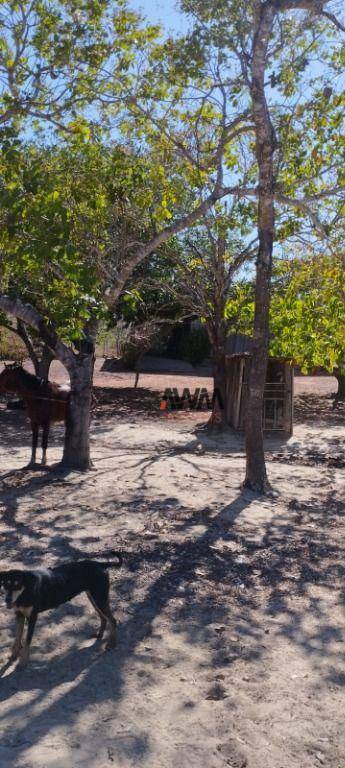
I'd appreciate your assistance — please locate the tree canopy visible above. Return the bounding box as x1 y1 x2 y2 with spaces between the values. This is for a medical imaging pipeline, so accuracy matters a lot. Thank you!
270 254 345 377
225 251 345 381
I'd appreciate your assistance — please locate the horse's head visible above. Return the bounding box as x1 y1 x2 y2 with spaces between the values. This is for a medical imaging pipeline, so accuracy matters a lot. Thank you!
0 363 24 393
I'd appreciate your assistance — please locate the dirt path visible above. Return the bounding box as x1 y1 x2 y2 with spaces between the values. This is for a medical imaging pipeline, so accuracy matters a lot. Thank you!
0 405 344 768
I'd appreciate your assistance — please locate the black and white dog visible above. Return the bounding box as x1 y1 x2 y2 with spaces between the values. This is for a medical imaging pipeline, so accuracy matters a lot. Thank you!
0 555 122 665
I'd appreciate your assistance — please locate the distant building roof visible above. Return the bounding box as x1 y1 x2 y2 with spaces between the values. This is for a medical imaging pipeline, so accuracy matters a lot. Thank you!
225 334 253 356
225 334 292 362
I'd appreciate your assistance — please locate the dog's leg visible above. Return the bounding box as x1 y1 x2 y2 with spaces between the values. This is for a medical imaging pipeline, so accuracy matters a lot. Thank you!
94 599 117 648
41 422 49 466
100 602 118 649
27 423 39 467
87 589 117 647
86 591 107 639
19 611 37 666
9 613 25 661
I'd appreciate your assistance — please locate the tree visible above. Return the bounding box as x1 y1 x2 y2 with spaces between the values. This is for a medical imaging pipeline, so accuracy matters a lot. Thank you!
146 204 258 426
0 0 114 129
0 68 249 470
222 250 345 397
270 253 345 398
0 137 165 468
0 0 168 467
175 0 344 491
0 0 254 468
0 131 238 468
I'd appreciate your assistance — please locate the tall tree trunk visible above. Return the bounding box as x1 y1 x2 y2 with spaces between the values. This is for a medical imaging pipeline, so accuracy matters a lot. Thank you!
209 344 227 429
334 367 345 400
61 353 94 470
243 238 272 491
36 345 54 381
244 3 277 493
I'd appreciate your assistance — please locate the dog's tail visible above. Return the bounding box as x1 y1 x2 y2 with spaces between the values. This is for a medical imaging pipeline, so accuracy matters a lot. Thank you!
97 551 123 569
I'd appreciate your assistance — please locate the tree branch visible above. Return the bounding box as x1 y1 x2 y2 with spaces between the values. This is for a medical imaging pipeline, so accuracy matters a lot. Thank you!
274 0 325 11
321 9 345 32
274 0 345 30
15 319 40 370
105 183 246 306
0 294 75 372
276 188 343 236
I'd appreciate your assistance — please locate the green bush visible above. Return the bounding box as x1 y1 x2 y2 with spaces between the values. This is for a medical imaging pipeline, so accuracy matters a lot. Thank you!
179 328 210 366
0 327 26 362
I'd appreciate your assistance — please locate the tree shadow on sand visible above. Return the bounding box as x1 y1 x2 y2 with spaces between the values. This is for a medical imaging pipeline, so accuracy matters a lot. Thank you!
0 484 344 766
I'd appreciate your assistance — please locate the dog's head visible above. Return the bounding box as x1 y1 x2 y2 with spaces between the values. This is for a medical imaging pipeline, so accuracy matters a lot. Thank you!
0 570 34 609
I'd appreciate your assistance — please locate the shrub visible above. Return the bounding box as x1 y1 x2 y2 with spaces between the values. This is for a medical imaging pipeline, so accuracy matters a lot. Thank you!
179 328 210 366
0 327 26 362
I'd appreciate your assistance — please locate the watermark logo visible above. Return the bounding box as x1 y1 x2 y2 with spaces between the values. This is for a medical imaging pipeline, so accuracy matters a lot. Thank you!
160 387 224 412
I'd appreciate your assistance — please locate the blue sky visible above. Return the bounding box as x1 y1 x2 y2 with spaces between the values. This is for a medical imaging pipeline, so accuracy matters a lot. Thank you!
130 0 187 32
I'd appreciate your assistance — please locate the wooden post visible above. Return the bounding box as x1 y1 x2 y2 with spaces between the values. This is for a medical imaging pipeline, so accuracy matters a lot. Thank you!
285 362 293 436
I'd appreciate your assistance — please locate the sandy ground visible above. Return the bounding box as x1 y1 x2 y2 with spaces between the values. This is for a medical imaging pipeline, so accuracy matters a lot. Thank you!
0 384 344 768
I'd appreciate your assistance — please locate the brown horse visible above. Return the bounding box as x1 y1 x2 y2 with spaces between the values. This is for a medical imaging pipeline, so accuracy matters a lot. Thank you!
0 363 70 467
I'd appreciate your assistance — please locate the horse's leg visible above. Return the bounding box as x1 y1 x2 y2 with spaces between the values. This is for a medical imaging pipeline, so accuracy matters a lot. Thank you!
41 422 50 466
27 422 39 467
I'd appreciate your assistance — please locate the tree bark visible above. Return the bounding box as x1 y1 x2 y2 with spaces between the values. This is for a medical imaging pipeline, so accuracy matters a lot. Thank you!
0 295 97 471
243 249 272 492
244 3 277 493
36 346 54 381
208 340 227 429
61 353 94 470
13 323 53 380
207 236 228 430
334 368 345 400
15 320 41 373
